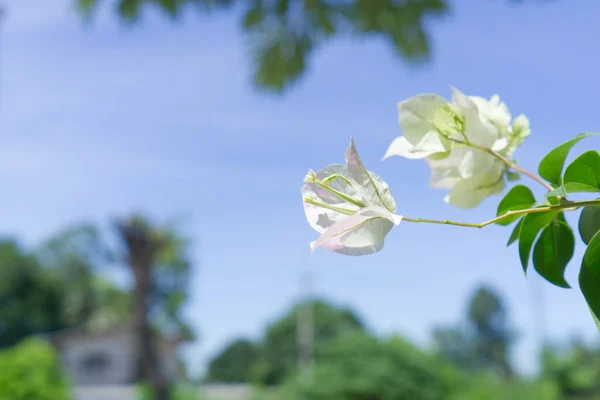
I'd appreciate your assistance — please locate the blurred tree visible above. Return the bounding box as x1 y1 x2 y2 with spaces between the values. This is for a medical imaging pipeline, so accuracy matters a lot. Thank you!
467 286 515 378
86 276 133 330
205 339 259 383
433 285 515 379
542 340 600 399
0 241 64 348
252 298 365 385
0 225 133 347
116 215 193 400
431 326 477 371
75 0 448 92
280 332 457 400
75 1 546 93
36 224 112 327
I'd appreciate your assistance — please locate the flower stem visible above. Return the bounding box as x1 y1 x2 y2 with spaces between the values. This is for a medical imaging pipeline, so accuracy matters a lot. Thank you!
303 196 357 216
402 199 600 228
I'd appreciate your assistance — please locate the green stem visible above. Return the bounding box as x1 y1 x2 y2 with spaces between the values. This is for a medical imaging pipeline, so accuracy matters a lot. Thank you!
402 199 600 228
315 181 367 208
303 197 356 216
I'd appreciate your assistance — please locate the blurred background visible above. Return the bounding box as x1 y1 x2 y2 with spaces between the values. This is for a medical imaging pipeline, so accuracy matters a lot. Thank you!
1 0 600 399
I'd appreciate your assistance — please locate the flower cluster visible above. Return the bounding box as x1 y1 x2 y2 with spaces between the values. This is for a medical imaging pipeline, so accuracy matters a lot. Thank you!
301 87 530 255
300 86 600 332
383 87 530 209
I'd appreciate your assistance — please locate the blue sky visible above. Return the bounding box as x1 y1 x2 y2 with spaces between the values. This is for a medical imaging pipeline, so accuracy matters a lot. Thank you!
2 0 600 376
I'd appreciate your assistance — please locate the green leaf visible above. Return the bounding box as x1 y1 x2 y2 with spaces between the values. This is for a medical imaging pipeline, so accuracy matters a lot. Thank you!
507 218 523 246
532 220 574 288
579 260 600 331
579 204 600 245
593 311 600 331
496 185 536 226
518 211 557 273
562 150 600 194
538 132 599 187
545 186 568 199
583 230 600 274
243 6 264 29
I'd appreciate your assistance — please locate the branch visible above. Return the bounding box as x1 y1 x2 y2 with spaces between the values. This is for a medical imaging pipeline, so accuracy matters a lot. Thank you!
402 199 600 228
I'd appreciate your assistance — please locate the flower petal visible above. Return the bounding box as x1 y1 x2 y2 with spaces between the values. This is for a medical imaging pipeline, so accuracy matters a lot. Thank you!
383 134 446 160
492 138 509 152
450 87 498 147
397 94 449 145
470 95 512 131
411 131 449 155
311 206 402 256
346 138 396 213
445 162 506 209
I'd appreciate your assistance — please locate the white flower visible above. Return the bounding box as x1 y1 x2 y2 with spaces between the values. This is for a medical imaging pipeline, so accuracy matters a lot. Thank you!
301 139 401 256
428 153 506 209
384 87 530 208
470 94 511 136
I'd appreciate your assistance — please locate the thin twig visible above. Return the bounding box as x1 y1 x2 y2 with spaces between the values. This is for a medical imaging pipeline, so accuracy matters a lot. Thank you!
402 199 600 228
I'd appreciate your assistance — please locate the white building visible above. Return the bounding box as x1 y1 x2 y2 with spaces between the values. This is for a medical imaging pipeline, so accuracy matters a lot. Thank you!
49 321 183 387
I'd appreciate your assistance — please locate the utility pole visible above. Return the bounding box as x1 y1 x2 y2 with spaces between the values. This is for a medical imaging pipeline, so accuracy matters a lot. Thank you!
530 274 547 373
297 268 314 377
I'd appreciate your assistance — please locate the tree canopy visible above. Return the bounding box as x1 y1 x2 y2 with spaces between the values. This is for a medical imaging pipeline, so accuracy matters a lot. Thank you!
75 1 545 93
205 339 259 383
205 298 365 384
77 0 447 93
281 333 457 400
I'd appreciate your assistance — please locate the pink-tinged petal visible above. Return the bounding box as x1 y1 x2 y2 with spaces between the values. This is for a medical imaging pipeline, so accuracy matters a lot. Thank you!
311 206 402 256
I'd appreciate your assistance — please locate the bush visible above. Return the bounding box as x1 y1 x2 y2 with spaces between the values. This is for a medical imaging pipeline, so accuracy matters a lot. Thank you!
451 375 559 400
279 333 458 400
0 338 71 400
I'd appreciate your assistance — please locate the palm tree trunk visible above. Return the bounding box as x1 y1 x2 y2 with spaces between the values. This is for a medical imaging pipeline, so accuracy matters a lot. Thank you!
133 264 170 400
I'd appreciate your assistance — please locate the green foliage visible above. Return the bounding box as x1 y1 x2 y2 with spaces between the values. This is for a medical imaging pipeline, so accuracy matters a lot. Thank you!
36 224 111 327
547 150 600 198
76 0 448 92
0 338 71 400
205 339 259 383
518 211 557 272
538 132 599 187
584 230 600 274
579 205 600 245
450 375 558 400
496 185 536 226
251 299 365 385
507 217 523 246
204 299 364 385
580 202 600 284
532 220 574 288
280 333 457 400
0 241 65 347
532 135 600 327
579 260 600 329
542 341 600 399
